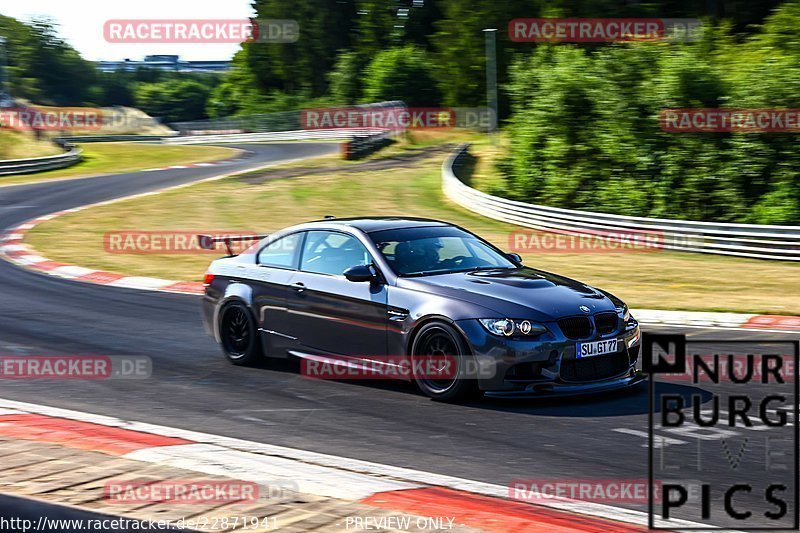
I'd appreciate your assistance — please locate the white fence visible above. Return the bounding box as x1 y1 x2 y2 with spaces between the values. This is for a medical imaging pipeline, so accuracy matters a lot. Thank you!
442 144 800 261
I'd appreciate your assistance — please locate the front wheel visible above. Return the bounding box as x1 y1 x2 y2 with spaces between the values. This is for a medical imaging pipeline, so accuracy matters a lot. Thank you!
218 301 262 365
410 321 478 402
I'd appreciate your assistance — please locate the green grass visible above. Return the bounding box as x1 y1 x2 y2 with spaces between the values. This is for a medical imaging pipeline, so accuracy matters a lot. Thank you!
0 130 62 160
0 142 240 187
25 140 800 315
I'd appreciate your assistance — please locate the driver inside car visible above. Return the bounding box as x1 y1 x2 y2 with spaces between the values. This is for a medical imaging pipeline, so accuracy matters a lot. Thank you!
393 238 444 274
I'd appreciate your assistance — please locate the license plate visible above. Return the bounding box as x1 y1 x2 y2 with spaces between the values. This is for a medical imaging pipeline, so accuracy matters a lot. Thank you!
576 338 619 358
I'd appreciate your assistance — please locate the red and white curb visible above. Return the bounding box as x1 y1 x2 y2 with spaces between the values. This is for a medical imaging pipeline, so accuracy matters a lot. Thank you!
2 219 799 331
0 397 711 531
0 219 203 294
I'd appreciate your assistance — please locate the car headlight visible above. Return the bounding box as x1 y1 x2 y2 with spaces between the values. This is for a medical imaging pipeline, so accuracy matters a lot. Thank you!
478 318 547 337
616 305 631 322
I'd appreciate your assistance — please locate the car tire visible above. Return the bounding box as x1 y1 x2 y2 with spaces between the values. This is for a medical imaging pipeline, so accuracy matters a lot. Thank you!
410 321 479 402
218 301 262 366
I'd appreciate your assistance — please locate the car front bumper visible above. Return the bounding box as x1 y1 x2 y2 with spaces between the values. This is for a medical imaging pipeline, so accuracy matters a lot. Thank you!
455 317 642 396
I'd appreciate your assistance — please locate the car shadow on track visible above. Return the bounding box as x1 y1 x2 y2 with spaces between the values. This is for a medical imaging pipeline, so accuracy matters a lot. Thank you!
464 381 714 417
252 359 712 418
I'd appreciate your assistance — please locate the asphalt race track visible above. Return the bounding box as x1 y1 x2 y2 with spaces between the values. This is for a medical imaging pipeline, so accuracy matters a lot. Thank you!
0 142 797 528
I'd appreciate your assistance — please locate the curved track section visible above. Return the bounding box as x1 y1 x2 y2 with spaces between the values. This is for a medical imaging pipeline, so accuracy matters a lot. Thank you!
0 142 797 523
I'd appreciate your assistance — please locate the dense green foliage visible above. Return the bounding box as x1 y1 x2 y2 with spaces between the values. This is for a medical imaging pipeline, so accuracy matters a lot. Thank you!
362 45 440 105
502 3 800 224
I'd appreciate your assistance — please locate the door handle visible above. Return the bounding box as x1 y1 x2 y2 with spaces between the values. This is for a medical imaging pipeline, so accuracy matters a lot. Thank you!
291 282 306 293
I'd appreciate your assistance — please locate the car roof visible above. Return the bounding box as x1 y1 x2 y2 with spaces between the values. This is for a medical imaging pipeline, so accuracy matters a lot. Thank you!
304 217 451 233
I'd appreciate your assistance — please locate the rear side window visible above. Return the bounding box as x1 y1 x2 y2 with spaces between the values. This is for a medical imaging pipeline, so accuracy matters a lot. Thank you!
300 231 371 276
257 233 302 269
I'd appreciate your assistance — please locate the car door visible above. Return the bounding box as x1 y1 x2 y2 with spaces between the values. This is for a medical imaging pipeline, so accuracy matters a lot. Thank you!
251 232 304 355
286 230 388 358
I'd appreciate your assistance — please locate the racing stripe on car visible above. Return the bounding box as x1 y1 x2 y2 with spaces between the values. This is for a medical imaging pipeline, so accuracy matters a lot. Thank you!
361 487 646 532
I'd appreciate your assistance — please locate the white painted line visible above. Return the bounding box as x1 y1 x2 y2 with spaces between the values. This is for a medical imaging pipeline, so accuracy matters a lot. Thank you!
612 428 688 448
1 244 29 253
126 443 419 500
51 265 97 278
15 254 48 264
106 276 175 290
634 309 754 328
0 397 718 529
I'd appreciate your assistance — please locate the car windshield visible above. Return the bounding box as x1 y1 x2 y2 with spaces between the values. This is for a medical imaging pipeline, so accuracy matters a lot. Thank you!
368 226 517 277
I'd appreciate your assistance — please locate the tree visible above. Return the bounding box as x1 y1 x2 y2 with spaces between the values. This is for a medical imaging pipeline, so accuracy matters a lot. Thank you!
362 45 440 105
134 80 211 123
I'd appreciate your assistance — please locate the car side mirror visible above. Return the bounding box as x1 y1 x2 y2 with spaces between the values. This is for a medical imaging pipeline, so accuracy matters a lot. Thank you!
506 252 523 264
343 264 375 282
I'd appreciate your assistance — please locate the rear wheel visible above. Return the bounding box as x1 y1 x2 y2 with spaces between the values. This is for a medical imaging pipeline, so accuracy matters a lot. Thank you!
410 321 478 401
219 302 261 365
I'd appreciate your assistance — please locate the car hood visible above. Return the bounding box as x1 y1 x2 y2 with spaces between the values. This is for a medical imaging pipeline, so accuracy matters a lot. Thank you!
398 267 621 321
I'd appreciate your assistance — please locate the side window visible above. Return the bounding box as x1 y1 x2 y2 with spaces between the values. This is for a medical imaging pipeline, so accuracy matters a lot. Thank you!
300 231 371 276
257 233 302 269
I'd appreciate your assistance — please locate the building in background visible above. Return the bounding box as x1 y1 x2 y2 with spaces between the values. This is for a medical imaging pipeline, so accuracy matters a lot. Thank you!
96 55 230 73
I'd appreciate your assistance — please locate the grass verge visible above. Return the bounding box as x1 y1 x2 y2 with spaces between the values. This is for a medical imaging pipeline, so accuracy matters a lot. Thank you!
23 137 800 315
0 142 240 187
0 130 62 160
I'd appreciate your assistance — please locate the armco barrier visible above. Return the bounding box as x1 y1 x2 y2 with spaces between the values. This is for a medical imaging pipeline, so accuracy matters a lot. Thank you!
53 134 171 143
160 129 389 145
0 144 82 176
443 144 800 261
0 128 391 177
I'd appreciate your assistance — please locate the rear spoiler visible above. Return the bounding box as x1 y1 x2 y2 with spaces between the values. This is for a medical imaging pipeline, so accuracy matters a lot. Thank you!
197 234 269 256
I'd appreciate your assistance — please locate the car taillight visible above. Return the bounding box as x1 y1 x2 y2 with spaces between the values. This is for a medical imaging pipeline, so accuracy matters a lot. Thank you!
203 273 215 287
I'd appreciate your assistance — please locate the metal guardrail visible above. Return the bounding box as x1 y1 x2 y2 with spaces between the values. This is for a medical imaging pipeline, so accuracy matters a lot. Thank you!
442 144 800 261
160 129 386 145
0 144 82 176
0 128 390 177
53 134 172 143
